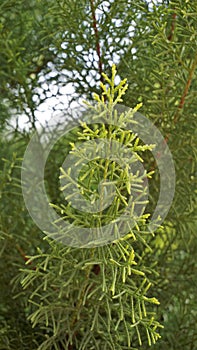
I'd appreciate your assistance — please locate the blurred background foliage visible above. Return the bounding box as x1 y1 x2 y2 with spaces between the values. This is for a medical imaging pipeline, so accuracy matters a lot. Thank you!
0 0 197 349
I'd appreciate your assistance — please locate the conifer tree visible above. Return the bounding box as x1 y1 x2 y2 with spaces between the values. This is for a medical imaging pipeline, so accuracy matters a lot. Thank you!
0 1 196 349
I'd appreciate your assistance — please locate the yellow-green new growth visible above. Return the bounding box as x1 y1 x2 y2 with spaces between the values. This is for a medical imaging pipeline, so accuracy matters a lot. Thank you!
93 64 128 106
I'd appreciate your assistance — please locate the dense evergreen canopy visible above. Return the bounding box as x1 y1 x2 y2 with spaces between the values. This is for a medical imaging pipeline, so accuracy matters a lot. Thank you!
0 1 196 349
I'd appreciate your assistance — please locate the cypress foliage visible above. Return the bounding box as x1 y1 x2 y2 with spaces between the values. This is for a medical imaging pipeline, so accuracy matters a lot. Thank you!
0 1 196 349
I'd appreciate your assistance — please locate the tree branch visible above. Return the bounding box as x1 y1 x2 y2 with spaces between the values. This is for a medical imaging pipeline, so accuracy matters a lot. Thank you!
90 0 104 84
174 53 197 123
167 12 177 41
